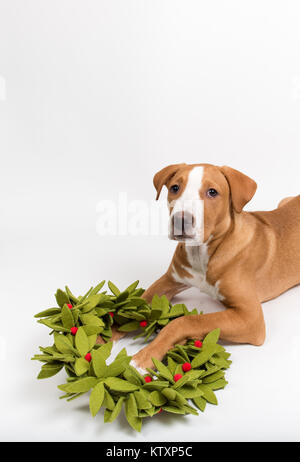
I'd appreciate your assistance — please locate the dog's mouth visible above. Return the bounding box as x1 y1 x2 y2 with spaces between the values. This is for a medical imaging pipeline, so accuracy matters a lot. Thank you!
169 233 196 241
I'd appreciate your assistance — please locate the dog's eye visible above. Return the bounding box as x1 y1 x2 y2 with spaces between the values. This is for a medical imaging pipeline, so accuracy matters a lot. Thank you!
170 184 180 194
207 188 218 198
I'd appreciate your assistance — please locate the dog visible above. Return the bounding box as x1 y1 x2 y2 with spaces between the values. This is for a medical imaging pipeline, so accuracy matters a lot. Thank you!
119 163 300 373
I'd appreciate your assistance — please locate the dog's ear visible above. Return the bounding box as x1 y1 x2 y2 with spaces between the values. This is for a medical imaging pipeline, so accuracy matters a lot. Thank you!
153 163 186 200
220 166 257 213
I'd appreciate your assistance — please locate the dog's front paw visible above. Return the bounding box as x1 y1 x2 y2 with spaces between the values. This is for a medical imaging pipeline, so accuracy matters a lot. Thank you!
130 345 164 374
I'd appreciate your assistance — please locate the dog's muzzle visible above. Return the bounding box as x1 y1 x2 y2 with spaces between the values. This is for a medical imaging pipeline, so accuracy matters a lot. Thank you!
169 211 196 240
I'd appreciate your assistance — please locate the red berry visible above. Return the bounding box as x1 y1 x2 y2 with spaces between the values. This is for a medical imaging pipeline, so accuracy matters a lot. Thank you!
85 352 92 362
144 375 152 383
67 303 73 309
158 408 163 414
194 340 203 348
174 373 183 382
70 326 78 335
140 320 148 328
182 362 192 372
109 312 114 317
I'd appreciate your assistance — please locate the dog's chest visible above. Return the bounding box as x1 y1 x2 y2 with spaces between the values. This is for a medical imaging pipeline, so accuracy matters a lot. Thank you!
172 245 224 301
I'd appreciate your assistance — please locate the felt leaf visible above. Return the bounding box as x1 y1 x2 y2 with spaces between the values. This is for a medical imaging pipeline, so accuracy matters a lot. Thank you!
34 308 61 318
92 348 107 378
54 333 76 355
108 396 125 422
207 379 228 390
80 314 104 327
105 377 139 392
118 321 140 332
161 388 177 401
123 369 141 387
152 358 174 383
162 405 186 415
191 344 220 368
169 304 185 317
116 290 129 304
81 294 105 313
143 380 170 391
74 357 90 376
105 359 128 377
108 281 120 296
61 305 74 329
202 370 225 384
38 319 69 332
103 389 115 410
75 327 89 357
89 382 105 417
192 396 207 412
58 377 97 393
176 385 204 399
149 391 167 407
55 289 69 308
88 334 97 351
151 294 162 310
125 395 142 432
104 409 113 423
37 363 64 379
134 391 152 410
198 384 218 404
125 280 139 293
82 325 103 335
203 328 221 345
89 280 105 296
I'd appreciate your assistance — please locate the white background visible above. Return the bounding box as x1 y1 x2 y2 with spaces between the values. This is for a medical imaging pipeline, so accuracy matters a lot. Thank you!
1 0 300 442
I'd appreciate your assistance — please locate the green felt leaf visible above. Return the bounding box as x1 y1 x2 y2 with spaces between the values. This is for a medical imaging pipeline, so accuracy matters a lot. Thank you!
37 363 64 379
105 377 139 392
118 321 140 332
191 344 220 368
74 357 90 376
82 325 103 335
105 359 128 377
143 380 170 391
161 387 177 401
92 348 107 378
116 290 129 304
125 280 139 293
61 305 74 329
149 391 167 407
169 304 185 317
88 334 97 351
134 391 152 410
54 333 76 355
198 384 218 404
202 370 225 384
108 396 125 422
162 405 186 415
125 394 142 432
80 314 104 327
152 358 174 383
193 396 207 412
108 281 120 296
103 389 115 410
58 377 97 394
34 308 61 318
75 327 89 357
89 382 105 417
203 328 221 345
89 280 105 296
207 378 228 390
55 289 69 308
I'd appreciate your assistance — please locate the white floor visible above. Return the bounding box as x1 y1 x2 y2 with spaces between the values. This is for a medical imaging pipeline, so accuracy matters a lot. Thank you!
1 230 300 442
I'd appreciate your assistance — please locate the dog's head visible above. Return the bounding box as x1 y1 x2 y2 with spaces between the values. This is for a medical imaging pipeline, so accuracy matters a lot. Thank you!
154 163 257 244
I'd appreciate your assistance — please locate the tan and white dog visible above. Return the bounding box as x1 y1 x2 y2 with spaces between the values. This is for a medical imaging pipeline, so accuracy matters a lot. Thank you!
121 163 300 373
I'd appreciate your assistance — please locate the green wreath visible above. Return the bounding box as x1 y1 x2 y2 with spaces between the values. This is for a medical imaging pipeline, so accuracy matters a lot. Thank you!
32 280 232 432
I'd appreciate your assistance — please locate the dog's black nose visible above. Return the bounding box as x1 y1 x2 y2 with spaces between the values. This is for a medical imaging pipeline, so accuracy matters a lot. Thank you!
171 211 195 238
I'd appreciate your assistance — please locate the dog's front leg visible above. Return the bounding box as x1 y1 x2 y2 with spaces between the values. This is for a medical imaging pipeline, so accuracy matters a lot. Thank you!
132 283 266 372
142 273 187 303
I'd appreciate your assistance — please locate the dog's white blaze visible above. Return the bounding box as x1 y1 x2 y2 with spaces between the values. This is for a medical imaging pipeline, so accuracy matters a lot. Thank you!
169 166 204 244
172 243 224 301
